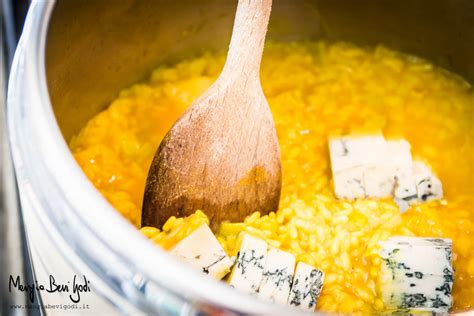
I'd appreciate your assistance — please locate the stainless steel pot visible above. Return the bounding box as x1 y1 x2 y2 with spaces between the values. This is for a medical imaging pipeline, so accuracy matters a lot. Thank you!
8 0 473 314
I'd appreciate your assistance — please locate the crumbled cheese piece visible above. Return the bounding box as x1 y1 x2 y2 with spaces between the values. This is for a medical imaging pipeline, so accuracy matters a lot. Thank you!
394 161 443 211
228 233 268 294
287 262 324 311
412 161 443 202
171 224 233 280
379 237 453 313
258 248 296 305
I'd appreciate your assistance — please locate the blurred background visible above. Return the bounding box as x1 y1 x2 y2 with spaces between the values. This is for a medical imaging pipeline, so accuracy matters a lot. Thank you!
1 1 31 316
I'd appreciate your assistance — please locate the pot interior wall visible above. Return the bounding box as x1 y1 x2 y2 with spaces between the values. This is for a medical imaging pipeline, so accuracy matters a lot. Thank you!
46 0 473 142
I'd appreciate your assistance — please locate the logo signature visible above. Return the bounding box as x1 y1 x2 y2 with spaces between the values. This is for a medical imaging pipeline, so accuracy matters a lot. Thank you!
9 275 91 303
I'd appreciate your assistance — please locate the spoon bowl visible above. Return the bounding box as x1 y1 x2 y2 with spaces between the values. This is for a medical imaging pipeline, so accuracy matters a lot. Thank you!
142 0 281 230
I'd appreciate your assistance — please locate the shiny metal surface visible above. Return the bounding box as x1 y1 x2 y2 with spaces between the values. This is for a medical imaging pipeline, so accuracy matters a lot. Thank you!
8 0 474 314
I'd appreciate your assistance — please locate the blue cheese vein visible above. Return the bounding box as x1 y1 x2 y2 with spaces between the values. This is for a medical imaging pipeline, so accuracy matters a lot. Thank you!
258 248 296 305
228 233 268 294
171 224 233 280
287 262 324 311
379 237 453 313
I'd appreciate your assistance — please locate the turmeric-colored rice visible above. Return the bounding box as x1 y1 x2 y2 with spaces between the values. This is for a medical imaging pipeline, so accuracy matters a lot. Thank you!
70 42 474 313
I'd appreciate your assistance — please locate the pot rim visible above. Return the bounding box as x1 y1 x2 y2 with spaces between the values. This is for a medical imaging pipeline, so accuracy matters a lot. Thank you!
7 1 299 314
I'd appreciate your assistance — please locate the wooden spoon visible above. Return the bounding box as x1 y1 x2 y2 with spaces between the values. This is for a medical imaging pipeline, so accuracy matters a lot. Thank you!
142 0 281 230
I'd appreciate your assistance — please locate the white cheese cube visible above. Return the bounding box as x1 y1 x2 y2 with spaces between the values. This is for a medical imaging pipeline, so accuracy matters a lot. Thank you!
333 167 366 200
287 262 324 311
258 248 296 305
171 224 233 280
228 233 268 294
379 237 453 313
329 134 387 173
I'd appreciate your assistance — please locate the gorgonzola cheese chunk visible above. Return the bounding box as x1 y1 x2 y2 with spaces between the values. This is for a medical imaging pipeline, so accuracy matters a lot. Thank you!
329 135 413 199
258 248 296 305
329 134 443 211
228 233 268 294
287 262 324 311
379 237 453 313
171 224 233 280
394 161 443 211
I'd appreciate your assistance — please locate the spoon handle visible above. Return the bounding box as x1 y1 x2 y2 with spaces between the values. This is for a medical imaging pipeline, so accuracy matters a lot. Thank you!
222 0 272 81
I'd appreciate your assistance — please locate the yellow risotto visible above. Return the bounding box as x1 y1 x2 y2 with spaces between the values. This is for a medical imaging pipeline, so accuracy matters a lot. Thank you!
70 42 473 313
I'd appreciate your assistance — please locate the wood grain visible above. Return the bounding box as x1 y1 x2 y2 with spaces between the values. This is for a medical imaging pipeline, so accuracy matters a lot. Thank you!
142 0 281 230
